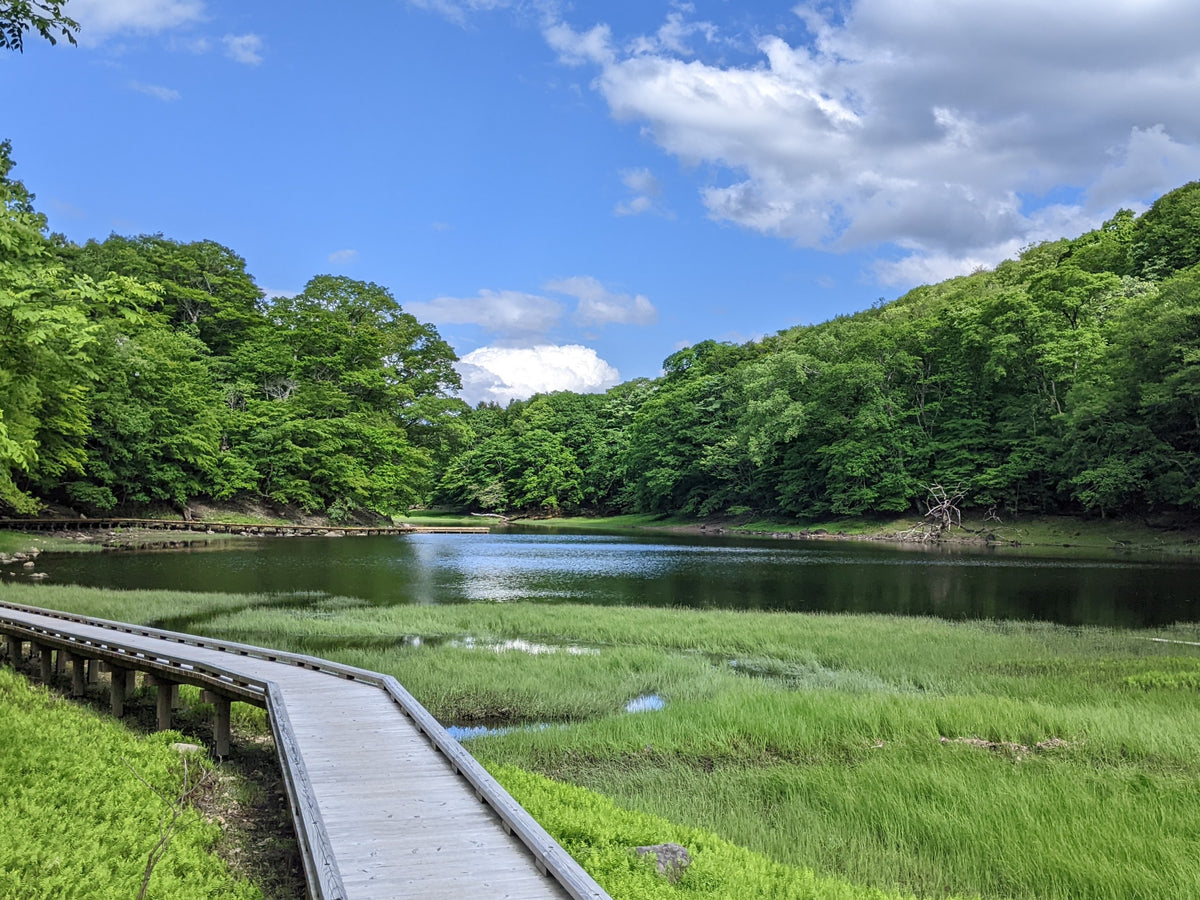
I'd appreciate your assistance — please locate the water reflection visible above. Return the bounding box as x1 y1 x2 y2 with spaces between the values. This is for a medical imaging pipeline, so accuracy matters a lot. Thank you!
625 694 666 713
20 530 1200 626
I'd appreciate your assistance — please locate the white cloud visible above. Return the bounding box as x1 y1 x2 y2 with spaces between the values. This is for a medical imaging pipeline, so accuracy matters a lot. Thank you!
222 33 263 65
405 0 518 27
546 276 657 327
328 249 358 264
129 81 181 102
545 0 1200 284
457 345 620 405
407 290 565 341
615 167 669 217
544 21 614 66
70 0 205 40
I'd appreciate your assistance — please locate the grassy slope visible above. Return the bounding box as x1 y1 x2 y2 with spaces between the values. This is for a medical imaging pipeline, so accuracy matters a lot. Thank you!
7 583 1200 899
0 666 259 900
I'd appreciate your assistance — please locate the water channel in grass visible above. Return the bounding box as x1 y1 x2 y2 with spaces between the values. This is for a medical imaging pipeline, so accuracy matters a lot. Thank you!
14 528 1200 627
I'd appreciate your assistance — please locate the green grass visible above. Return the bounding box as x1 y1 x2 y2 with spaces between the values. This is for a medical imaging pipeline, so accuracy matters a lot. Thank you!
0 532 101 554
6 582 1200 899
514 512 695 531
393 509 498 527
0 666 260 900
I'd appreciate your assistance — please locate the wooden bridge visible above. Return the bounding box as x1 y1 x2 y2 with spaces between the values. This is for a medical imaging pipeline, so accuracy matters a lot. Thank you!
0 600 609 900
0 517 489 536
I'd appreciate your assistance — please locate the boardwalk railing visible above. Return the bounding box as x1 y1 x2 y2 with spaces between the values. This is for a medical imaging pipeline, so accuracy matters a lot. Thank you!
0 600 610 900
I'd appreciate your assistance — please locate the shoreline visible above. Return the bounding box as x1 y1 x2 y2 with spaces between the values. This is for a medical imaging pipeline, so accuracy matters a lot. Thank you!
4 508 1200 560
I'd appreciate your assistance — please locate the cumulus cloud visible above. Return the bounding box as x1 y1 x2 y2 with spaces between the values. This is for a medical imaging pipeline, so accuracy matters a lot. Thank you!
544 0 1200 283
407 290 565 342
222 33 263 65
129 81 181 102
547 276 657 326
457 345 620 405
69 0 205 40
328 249 359 264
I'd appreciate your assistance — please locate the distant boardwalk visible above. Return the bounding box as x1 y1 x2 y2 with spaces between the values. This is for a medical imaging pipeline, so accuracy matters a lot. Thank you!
0 517 490 536
0 601 609 900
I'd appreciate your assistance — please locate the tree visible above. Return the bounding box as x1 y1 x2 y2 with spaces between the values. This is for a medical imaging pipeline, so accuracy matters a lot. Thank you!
219 276 462 516
0 141 148 512
68 235 265 356
65 327 223 512
1 0 78 52
1131 181 1200 279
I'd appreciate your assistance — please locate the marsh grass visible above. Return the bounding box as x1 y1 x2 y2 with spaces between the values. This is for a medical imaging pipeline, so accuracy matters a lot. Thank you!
7 583 1200 899
0 532 99 554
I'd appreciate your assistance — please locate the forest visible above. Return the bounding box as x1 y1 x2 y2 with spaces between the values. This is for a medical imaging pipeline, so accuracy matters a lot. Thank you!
2 139 1199 523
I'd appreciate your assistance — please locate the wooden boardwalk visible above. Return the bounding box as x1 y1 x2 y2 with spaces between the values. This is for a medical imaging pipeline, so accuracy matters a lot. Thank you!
0 517 490 536
0 601 609 900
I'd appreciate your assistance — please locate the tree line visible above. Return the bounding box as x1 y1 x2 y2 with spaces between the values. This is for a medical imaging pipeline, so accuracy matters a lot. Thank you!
438 184 1200 521
3 138 1199 522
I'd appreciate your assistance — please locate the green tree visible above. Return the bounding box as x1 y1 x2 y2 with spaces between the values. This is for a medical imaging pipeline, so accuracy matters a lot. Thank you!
1 0 77 52
1131 181 1200 279
65 327 222 512
220 275 462 517
69 235 265 356
0 142 146 512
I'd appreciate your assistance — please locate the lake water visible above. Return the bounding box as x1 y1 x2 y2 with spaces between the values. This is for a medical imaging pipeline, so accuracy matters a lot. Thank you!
15 529 1200 627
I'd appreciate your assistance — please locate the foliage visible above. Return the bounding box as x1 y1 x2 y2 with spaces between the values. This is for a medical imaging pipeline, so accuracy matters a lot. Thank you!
2 143 463 519
0 0 77 52
0 667 258 899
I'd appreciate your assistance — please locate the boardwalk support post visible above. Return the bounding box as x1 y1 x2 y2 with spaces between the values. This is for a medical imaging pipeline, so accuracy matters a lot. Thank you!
153 677 178 731
86 657 100 685
212 696 230 758
4 636 20 664
109 665 131 717
68 652 86 697
35 643 52 682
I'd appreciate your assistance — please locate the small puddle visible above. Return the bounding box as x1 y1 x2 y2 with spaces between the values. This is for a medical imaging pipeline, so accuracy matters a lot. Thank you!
446 694 666 742
444 721 558 741
447 636 600 656
625 693 665 713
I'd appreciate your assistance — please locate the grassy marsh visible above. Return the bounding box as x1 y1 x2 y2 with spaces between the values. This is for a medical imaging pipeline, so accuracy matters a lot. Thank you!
5 582 1200 898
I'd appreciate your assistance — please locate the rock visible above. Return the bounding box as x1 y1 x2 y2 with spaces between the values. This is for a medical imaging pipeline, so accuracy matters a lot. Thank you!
22 561 35 569
634 843 692 882
171 742 204 755
28 572 48 579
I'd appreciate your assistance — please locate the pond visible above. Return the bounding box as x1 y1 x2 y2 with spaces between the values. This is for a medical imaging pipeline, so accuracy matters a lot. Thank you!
14 529 1200 627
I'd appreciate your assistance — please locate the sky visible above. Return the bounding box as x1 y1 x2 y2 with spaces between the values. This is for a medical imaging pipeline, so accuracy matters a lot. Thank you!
4 0 1199 405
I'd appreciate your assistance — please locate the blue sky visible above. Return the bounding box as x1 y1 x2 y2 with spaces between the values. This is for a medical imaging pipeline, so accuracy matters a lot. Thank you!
4 0 1199 404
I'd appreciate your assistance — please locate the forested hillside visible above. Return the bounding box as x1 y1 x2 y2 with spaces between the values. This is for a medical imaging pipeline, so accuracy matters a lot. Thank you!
439 187 1200 520
2 138 1199 522
0 142 467 519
